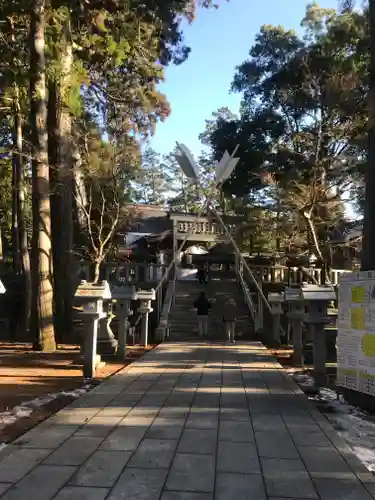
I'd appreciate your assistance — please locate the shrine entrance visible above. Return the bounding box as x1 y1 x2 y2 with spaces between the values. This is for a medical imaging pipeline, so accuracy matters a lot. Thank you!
169 212 241 281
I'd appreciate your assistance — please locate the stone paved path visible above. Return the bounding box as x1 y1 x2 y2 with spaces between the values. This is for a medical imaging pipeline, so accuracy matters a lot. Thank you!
0 342 374 499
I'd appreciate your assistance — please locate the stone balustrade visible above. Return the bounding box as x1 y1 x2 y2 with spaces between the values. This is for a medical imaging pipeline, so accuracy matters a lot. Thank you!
244 265 351 285
76 261 351 287
76 262 169 284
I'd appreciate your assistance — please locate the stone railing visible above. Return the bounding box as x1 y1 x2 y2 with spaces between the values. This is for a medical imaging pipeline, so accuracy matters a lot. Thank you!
76 262 170 284
76 261 352 287
246 266 351 285
235 262 351 333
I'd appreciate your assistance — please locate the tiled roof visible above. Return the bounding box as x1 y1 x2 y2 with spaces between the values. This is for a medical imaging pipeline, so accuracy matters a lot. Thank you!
125 204 172 233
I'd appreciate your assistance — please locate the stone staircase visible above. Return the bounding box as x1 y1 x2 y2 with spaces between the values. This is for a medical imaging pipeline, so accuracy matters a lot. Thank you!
168 278 254 341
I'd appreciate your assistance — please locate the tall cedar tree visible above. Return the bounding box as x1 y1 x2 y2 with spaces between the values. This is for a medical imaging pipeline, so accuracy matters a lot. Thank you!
30 0 56 350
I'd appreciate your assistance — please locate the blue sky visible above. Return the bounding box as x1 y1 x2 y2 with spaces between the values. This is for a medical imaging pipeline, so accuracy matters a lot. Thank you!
149 0 339 157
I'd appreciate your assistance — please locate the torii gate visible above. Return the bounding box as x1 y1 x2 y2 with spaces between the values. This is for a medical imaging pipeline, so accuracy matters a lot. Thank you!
153 143 272 322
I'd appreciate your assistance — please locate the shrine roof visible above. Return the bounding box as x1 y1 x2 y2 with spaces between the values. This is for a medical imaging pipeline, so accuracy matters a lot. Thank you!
122 204 245 237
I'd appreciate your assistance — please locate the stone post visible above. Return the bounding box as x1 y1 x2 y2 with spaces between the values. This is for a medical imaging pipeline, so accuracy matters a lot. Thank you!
141 310 150 347
137 289 156 347
291 317 304 366
268 293 283 347
271 312 281 346
285 287 305 366
82 314 100 378
111 284 137 361
97 299 118 356
312 323 326 386
116 301 131 361
74 280 111 378
300 284 336 387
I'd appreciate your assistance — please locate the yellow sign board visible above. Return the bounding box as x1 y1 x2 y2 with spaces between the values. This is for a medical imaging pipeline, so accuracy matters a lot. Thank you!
352 286 365 303
361 334 375 357
351 307 365 330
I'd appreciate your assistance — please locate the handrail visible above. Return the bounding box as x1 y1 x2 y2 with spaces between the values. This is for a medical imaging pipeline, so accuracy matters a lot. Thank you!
209 205 273 316
155 280 175 341
237 266 257 324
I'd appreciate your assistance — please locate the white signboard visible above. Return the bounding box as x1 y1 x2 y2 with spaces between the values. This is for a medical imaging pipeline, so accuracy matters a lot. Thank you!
337 271 375 395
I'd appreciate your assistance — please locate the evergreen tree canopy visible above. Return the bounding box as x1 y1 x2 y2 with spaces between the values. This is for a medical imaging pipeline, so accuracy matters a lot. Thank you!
202 4 368 260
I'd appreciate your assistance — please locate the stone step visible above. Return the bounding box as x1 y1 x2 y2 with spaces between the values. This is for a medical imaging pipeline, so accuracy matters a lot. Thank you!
166 278 254 341
170 311 251 317
174 298 248 304
169 314 252 322
169 322 251 331
175 291 245 296
169 324 251 331
170 313 250 319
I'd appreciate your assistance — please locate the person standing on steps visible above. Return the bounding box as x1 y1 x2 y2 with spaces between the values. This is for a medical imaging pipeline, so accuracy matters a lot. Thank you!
197 268 207 285
204 261 211 283
223 297 237 343
193 291 211 337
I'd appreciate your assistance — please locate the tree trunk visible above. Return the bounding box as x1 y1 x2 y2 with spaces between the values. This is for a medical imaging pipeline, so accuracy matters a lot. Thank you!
72 135 85 225
9 17 21 275
71 136 88 259
53 101 74 342
0 227 4 262
362 0 375 270
13 88 31 338
72 121 87 249
58 92 74 340
11 159 21 273
9 16 31 338
276 194 281 253
49 25 73 342
30 0 56 351
93 261 101 283
48 17 74 343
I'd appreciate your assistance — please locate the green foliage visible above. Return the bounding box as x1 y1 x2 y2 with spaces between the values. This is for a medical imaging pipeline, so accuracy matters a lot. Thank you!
0 0 227 345
73 119 141 263
203 3 368 259
0 0 225 255
133 147 172 205
0 0 226 156
129 145 219 212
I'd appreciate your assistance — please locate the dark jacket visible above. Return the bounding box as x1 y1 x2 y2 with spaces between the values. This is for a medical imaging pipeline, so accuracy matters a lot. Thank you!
223 301 237 322
193 296 211 315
